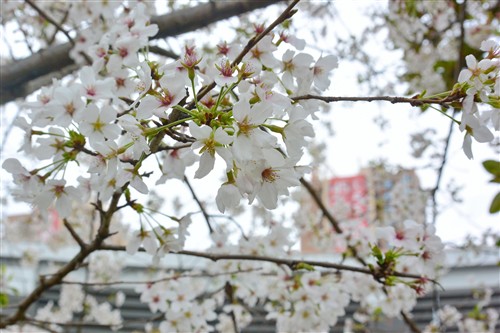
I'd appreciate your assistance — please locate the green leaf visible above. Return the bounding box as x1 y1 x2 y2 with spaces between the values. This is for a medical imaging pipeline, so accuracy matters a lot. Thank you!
0 293 9 308
483 160 500 176
294 262 315 271
489 192 500 214
371 245 383 263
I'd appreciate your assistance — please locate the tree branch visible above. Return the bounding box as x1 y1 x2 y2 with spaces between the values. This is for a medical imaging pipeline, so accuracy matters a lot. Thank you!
24 0 75 46
0 0 281 105
98 244 429 281
184 175 214 234
0 192 122 329
60 268 261 286
299 177 367 266
292 94 463 107
299 177 342 233
63 219 86 249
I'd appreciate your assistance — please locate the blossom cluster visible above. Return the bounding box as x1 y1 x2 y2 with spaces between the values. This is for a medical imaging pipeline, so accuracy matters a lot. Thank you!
2 1 338 258
382 3 499 159
35 284 123 331
423 289 499 333
457 40 499 159
130 216 446 333
2 1 498 333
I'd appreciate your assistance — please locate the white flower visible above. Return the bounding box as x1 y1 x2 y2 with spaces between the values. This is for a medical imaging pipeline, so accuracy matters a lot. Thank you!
107 36 141 71
459 112 494 159
79 66 115 100
245 35 279 68
282 105 315 155
135 75 185 119
216 182 242 213
281 50 313 90
213 58 239 86
34 127 68 161
156 145 197 183
35 179 80 218
189 123 233 178
78 104 121 145
2 158 43 202
46 85 85 127
438 305 462 327
126 229 157 255
458 54 493 83
231 98 276 162
116 167 149 194
115 291 126 308
312 54 338 91
247 149 302 209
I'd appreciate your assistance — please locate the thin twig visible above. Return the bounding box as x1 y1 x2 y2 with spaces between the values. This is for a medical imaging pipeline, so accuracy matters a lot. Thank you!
401 311 421 333
299 177 342 233
292 94 463 107
184 175 214 234
225 282 240 333
24 0 75 46
299 177 367 266
63 219 86 249
61 268 261 286
47 6 71 46
148 45 179 59
98 244 431 282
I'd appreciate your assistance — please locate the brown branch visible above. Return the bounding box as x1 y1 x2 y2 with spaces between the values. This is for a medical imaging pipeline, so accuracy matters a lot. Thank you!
401 311 421 333
299 177 367 266
299 177 342 233
98 244 429 281
1 0 282 105
61 268 261 286
292 94 463 107
184 175 214 234
225 282 240 333
0 192 122 329
24 0 75 46
63 219 86 249
47 7 71 46
148 45 179 59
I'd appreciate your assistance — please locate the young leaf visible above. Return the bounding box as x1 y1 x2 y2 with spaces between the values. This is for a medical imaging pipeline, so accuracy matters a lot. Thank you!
482 160 500 176
489 192 500 214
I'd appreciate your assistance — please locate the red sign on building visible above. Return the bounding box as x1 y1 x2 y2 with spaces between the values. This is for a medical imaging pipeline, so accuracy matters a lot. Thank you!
327 175 369 221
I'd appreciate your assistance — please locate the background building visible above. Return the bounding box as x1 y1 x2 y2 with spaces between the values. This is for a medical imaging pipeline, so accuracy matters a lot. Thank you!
301 165 428 253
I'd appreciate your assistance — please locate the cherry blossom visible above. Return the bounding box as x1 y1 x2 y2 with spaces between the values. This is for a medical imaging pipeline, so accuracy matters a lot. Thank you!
78 104 121 145
34 179 80 218
189 123 233 178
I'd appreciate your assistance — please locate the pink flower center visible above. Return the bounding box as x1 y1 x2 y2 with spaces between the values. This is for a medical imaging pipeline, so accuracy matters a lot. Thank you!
313 66 323 76
217 43 229 55
86 87 96 96
160 93 174 107
219 62 234 77
119 47 128 58
262 168 278 183
115 77 126 87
